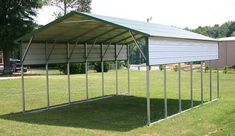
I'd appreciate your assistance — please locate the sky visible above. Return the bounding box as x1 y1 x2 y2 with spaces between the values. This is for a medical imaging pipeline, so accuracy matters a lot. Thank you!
36 0 235 29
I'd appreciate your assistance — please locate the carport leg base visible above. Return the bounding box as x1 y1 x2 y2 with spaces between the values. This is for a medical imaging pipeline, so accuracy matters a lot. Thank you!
23 95 116 114
148 99 218 126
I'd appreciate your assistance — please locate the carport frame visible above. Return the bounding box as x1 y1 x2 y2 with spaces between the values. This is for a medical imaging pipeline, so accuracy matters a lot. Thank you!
17 11 220 126
19 29 142 113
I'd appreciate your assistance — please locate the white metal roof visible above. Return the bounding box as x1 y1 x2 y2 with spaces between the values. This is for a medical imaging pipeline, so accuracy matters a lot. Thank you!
16 11 216 43
86 12 216 41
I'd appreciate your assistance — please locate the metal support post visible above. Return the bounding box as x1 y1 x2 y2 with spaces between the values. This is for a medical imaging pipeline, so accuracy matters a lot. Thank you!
85 43 88 99
67 42 71 104
45 42 50 108
190 62 193 107
85 61 88 99
217 61 219 98
146 66 151 125
101 44 104 96
164 65 167 118
67 62 71 103
127 45 130 95
115 60 118 95
21 65 25 113
201 61 204 104
101 61 104 96
115 44 118 95
46 63 50 108
209 65 212 101
20 37 33 113
178 63 182 112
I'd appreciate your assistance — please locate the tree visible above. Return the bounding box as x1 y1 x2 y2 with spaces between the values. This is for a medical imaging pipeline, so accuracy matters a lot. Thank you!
226 22 235 37
190 21 235 39
46 0 92 17
0 0 43 74
231 31 235 37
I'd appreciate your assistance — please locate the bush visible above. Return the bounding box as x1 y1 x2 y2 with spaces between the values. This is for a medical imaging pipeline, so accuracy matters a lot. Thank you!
117 61 125 69
173 65 178 72
159 65 163 71
58 63 85 74
223 66 229 74
94 62 110 72
204 65 209 73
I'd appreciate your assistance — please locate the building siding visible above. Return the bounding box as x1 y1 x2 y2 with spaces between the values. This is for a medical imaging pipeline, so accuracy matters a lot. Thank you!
149 37 218 65
207 41 235 69
22 43 127 65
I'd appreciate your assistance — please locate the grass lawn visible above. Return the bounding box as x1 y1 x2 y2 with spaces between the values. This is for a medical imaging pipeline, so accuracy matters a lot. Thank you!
0 69 234 136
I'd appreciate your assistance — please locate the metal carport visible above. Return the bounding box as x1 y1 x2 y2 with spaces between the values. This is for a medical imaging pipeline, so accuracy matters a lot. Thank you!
15 11 219 125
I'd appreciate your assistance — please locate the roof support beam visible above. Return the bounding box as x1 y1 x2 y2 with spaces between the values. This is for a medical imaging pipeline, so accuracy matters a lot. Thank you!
126 36 145 45
101 30 128 43
22 36 33 63
46 40 57 62
114 33 139 44
102 42 112 58
129 31 146 60
83 28 118 43
116 45 124 58
87 39 97 58
68 42 78 60
69 24 105 41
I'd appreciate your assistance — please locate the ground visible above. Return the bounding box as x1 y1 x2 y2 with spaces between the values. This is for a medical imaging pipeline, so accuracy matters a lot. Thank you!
0 69 234 136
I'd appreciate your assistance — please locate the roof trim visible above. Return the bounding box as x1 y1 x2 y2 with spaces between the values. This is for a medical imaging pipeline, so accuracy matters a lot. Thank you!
218 37 235 42
149 35 218 42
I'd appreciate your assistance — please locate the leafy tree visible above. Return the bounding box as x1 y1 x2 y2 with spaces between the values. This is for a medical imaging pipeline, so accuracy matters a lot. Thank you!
46 0 92 17
0 0 43 74
226 22 235 37
231 31 235 36
190 21 235 38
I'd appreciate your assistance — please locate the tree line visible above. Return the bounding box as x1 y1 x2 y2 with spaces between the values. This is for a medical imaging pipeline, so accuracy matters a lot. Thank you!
187 21 235 38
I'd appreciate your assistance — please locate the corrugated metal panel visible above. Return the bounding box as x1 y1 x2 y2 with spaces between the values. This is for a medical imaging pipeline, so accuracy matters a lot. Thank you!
103 44 115 61
148 37 218 65
22 43 46 65
80 12 216 41
116 45 127 60
22 43 127 65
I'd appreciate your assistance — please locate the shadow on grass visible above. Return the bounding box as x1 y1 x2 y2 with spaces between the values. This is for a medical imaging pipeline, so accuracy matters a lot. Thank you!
0 96 201 132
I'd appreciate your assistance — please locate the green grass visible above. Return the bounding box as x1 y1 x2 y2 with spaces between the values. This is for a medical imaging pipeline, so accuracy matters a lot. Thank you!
0 69 234 136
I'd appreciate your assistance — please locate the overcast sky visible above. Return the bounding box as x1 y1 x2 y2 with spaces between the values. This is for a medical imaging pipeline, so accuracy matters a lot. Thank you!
36 0 235 29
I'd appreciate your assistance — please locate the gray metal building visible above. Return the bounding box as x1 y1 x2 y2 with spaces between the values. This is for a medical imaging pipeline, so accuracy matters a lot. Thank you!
207 37 235 69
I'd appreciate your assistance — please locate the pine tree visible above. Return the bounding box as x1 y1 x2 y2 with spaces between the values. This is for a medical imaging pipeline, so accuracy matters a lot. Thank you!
0 0 43 74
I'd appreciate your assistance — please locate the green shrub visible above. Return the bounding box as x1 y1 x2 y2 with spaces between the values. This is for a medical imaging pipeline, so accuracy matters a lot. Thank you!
204 65 209 73
117 61 125 69
94 62 110 72
173 65 178 72
58 63 85 74
159 65 163 71
223 66 229 74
